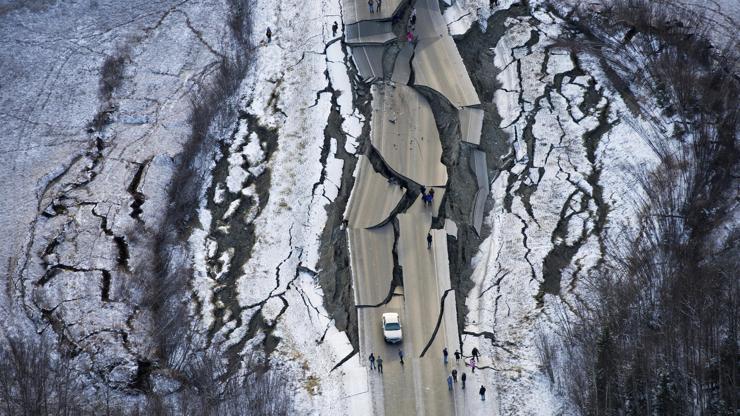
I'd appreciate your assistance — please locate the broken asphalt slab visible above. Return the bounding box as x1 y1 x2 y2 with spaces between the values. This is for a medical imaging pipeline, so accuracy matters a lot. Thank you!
370 83 448 187
345 155 405 229
345 21 396 46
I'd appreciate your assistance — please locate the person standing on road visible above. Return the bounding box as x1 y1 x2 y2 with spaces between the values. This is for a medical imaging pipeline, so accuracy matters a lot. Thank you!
266 27 272 43
429 188 435 203
451 368 458 382
369 353 375 369
427 233 432 249
461 372 467 389
472 347 480 361
443 347 449 364
454 350 461 362
377 356 384 373
479 385 486 401
447 374 453 390
399 349 405 365
368 0 374 13
332 21 338 37
376 0 382 13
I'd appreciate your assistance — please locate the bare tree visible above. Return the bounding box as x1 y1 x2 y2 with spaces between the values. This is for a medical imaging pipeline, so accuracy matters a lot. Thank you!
540 1 740 414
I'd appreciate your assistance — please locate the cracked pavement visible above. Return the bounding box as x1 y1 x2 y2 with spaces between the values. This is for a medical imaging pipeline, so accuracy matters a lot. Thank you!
342 0 484 411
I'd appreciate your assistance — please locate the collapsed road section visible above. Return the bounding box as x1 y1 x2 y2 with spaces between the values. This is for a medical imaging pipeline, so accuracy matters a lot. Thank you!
341 0 487 412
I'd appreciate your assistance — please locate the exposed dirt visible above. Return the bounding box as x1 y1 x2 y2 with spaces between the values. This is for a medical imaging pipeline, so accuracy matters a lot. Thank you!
316 42 373 350
205 112 279 341
427 5 530 346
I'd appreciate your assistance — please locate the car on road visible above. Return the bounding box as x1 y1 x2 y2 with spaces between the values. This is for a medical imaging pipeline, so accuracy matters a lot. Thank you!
382 312 402 343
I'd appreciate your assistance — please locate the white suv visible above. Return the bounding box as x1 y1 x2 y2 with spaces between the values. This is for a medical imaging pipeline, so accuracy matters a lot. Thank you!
382 312 402 343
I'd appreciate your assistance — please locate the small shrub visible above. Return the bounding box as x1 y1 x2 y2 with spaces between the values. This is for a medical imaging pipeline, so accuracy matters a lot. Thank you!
99 50 129 101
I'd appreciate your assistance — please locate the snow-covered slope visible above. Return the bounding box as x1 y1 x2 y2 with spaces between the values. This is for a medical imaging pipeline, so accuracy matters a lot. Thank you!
1 0 734 413
0 0 363 409
449 1 669 414
1 0 235 385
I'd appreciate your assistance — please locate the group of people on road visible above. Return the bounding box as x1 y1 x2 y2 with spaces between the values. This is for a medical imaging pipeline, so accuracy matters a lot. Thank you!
444 346 486 400
368 352 384 373
422 187 435 206
368 346 486 401
421 186 436 249
368 0 382 13
368 349 405 374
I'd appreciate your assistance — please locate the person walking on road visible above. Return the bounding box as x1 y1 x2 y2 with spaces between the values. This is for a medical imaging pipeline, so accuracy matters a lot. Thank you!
332 21 338 37
479 385 487 401
454 349 461 362
447 374 453 390
451 368 458 382
469 357 476 373
443 347 449 364
429 188 435 204
399 349 405 365
265 27 272 43
461 372 467 389
472 347 480 361
368 0 374 13
369 353 375 369
427 233 432 249
376 0 382 13
377 356 383 373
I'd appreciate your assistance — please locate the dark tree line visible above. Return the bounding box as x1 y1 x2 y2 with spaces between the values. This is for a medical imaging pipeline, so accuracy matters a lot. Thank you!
539 1 739 415
0 333 292 415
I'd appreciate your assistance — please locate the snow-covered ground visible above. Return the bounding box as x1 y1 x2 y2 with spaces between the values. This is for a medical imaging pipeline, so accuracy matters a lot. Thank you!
450 1 664 414
2 0 731 413
0 0 237 386
186 0 371 412
1 0 367 411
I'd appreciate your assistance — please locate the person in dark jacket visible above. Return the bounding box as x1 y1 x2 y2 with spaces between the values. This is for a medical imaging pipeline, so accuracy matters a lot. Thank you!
266 27 272 42
332 21 338 37
461 372 467 389
479 385 486 401
369 352 375 369
377 356 383 373
427 233 432 249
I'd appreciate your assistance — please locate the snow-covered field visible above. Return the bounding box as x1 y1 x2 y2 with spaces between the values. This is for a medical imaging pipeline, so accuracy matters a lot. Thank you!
0 0 366 410
452 1 666 414
1 0 732 413
1 0 237 386
187 0 371 412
